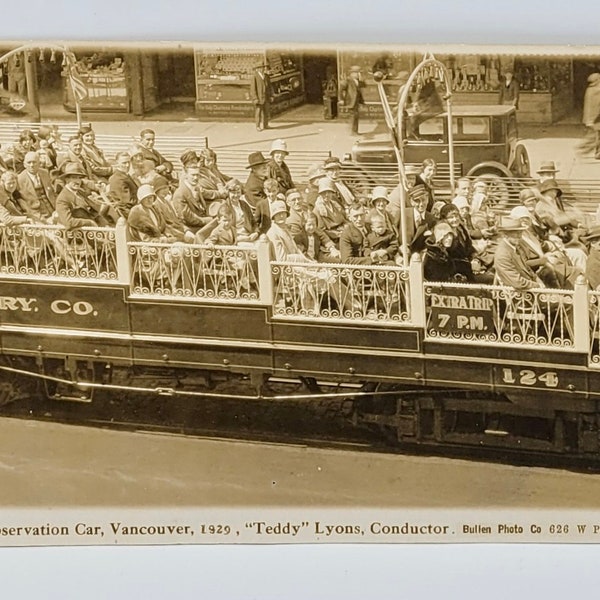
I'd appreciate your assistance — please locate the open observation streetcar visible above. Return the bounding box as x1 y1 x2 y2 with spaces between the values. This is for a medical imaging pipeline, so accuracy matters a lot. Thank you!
1 59 600 465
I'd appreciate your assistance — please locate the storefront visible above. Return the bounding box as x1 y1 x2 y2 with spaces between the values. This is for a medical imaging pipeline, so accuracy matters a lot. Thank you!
434 53 573 124
194 47 305 119
337 49 415 119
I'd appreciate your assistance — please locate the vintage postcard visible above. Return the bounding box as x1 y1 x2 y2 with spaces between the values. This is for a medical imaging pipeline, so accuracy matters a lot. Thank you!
1 40 600 547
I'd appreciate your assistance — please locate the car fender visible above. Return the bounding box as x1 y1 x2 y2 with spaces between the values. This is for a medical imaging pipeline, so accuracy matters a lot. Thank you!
466 161 512 178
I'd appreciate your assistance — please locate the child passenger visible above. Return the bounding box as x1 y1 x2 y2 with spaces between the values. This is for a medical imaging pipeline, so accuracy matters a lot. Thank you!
366 214 399 264
294 213 341 262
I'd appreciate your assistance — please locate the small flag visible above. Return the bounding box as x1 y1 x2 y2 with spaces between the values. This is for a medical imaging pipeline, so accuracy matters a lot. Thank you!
69 64 88 102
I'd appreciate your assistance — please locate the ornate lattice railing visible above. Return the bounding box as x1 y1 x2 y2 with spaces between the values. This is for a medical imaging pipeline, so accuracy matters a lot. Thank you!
0 224 117 280
128 241 263 302
271 261 413 324
589 291 600 366
425 281 576 348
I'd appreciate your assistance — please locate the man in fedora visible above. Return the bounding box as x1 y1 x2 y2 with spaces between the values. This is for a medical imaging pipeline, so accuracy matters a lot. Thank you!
267 139 294 193
536 161 559 185
339 65 366 135
494 217 543 290
250 63 271 131
244 151 270 207
578 72 600 158
56 164 110 229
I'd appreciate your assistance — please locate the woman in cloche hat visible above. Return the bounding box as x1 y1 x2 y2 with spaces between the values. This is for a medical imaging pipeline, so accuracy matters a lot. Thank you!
267 138 294 194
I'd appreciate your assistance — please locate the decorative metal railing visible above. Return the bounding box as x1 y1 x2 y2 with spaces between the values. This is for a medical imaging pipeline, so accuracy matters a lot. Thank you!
425 281 576 348
0 224 117 280
588 291 600 366
128 241 263 302
271 261 413 324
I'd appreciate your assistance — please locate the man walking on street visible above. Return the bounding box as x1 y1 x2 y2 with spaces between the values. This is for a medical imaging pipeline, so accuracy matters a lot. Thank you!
340 65 366 135
250 64 271 131
578 73 600 159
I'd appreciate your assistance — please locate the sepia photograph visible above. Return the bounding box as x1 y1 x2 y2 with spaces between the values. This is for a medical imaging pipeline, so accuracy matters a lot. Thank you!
3 35 600 549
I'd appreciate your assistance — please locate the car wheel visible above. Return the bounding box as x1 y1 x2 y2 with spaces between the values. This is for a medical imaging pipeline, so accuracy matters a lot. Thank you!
513 145 531 179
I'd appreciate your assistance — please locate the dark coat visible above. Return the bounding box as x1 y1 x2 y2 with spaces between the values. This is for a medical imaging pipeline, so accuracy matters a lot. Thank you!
340 76 365 109
244 171 267 207
172 182 211 231
498 77 520 108
366 230 398 260
340 222 372 265
267 159 294 193
108 169 138 217
250 70 271 106
448 223 476 280
423 241 456 282
127 204 168 242
294 229 334 262
402 209 436 253
56 186 106 230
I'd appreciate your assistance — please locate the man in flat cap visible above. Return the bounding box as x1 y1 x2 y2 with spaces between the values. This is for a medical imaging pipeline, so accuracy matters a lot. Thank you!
578 73 600 159
339 65 366 135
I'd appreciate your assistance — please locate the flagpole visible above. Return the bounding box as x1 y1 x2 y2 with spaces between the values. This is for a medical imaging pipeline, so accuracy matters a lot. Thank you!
66 54 83 129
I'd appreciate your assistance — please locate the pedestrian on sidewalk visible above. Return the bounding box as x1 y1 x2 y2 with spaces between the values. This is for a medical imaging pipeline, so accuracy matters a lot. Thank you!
339 65 366 135
250 64 271 131
578 72 600 159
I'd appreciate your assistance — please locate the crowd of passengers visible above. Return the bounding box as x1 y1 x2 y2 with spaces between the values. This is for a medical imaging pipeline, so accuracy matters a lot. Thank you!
1 123 600 293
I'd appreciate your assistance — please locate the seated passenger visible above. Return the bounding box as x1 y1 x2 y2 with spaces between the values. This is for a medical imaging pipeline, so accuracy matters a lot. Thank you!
584 226 600 290
135 128 174 180
207 204 238 246
79 124 113 180
313 177 347 242
285 189 310 236
294 213 341 262
199 148 231 188
303 165 326 209
323 156 356 207
223 178 258 243
56 164 110 229
366 214 399 264
196 150 228 204
58 136 101 194
244 151 269 208
404 184 436 254
127 145 146 185
267 139 294 194
440 203 491 282
17 152 56 221
367 186 398 238
509 206 565 288
494 217 543 290
340 203 373 265
127 184 177 243
423 222 459 282
266 200 308 262
4 129 37 173
414 158 436 212
152 181 194 243
452 176 471 207
107 152 138 218
172 163 212 234
254 178 281 236
0 171 29 226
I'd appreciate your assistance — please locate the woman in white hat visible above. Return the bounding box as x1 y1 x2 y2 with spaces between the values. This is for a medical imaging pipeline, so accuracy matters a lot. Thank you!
267 139 294 194
368 185 398 238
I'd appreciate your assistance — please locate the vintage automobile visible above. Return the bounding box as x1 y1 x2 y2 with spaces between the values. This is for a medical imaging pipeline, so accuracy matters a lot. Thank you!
342 104 532 203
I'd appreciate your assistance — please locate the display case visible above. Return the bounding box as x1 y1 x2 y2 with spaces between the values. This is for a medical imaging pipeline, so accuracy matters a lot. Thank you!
436 54 573 124
63 54 130 113
194 48 304 119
